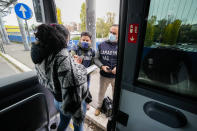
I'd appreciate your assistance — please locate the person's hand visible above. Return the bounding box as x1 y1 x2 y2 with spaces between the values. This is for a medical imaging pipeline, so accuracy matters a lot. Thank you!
112 67 116 75
74 55 79 63
101 66 111 73
73 55 78 59
74 55 83 64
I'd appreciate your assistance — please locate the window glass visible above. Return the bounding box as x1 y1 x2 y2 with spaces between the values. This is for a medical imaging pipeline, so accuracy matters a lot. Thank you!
138 0 197 97
0 0 39 79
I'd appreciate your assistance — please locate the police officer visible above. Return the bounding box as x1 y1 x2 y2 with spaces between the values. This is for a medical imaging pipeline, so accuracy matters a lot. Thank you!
94 24 118 116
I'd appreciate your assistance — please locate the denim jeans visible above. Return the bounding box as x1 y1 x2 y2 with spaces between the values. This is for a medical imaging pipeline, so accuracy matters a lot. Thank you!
54 99 87 131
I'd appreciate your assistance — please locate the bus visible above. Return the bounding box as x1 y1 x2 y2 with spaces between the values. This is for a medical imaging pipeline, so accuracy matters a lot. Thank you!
0 0 196 131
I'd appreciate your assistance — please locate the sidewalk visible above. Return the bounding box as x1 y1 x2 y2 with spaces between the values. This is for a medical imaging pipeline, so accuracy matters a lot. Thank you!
2 43 114 130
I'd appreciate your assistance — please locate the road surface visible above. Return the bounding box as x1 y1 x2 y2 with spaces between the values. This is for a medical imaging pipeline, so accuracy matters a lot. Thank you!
0 55 20 79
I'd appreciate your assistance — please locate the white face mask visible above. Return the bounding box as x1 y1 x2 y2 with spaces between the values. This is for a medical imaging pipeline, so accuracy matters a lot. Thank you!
108 33 117 42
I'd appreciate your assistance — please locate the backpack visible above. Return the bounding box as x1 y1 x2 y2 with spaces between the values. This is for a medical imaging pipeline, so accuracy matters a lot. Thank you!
101 96 113 117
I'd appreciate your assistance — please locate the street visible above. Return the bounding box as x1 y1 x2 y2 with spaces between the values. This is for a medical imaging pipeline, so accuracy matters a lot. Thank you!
0 55 20 79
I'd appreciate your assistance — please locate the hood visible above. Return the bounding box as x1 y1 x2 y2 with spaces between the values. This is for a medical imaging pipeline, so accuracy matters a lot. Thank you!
31 42 52 64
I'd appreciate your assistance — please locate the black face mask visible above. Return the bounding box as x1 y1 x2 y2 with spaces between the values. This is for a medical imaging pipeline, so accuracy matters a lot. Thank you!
31 42 52 64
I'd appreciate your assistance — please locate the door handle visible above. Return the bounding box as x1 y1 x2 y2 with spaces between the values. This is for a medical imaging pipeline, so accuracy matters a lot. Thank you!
143 101 187 128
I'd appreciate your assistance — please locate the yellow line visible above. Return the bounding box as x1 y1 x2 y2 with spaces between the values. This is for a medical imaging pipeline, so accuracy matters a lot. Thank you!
69 123 74 130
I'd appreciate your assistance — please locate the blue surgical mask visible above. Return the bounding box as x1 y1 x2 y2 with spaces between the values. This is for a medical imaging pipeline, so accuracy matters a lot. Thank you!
108 33 117 42
81 42 89 49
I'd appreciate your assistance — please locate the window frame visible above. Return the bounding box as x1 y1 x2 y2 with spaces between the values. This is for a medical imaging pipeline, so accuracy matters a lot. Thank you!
132 0 197 114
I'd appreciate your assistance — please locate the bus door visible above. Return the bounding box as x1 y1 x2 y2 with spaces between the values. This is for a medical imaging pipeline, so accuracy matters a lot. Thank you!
111 0 197 130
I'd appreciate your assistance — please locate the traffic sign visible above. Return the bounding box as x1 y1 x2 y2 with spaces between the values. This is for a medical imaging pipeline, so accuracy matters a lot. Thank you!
14 3 33 20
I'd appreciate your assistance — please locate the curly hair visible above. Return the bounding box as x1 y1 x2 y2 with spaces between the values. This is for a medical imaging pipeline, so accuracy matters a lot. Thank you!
34 24 70 52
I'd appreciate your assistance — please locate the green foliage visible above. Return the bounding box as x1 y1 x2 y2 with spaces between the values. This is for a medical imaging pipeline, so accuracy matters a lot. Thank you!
188 30 197 43
178 24 197 44
178 24 192 43
96 18 106 38
156 19 168 42
145 15 197 46
96 12 115 38
170 20 182 44
106 12 115 25
144 16 156 46
163 19 181 45
72 36 80 40
80 2 86 32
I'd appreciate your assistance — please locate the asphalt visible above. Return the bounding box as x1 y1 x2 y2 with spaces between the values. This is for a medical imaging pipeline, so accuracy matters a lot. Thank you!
0 55 20 78
1 42 114 131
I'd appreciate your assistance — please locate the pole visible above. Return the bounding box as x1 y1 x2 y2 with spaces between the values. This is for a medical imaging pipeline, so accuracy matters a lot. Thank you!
0 13 10 44
0 21 6 53
0 24 6 44
25 20 31 44
13 3 30 51
0 40 5 53
86 0 96 50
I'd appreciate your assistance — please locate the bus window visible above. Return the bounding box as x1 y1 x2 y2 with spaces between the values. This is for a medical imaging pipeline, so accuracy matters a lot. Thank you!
137 0 197 98
0 0 39 79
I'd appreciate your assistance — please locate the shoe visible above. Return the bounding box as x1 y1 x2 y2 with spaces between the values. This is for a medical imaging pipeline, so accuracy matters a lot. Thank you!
95 108 101 116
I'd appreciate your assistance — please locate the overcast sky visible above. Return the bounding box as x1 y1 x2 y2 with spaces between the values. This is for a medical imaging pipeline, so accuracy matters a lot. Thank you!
149 0 197 24
3 0 120 26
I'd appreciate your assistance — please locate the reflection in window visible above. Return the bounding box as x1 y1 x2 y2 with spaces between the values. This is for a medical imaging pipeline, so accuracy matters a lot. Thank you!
138 0 197 97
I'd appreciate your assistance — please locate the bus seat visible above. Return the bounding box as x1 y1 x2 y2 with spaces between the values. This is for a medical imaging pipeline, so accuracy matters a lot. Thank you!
0 72 58 130
0 93 49 131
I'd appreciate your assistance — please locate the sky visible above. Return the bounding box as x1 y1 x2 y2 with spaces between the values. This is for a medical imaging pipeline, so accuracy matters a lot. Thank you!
3 0 196 27
3 0 120 26
148 0 197 24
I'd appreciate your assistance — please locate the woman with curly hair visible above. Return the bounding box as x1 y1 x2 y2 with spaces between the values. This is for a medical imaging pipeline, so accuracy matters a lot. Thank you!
31 24 88 131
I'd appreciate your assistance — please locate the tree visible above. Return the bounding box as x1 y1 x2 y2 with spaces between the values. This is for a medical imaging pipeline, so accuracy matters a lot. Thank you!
188 30 197 43
80 2 86 32
96 12 115 38
96 18 105 38
144 16 156 46
170 20 181 44
155 19 168 42
178 24 192 43
177 24 197 44
72 36 80 40
104 12 115 35
106 12 115 25
163 19 181 45
163 23 172 44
